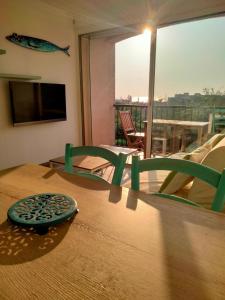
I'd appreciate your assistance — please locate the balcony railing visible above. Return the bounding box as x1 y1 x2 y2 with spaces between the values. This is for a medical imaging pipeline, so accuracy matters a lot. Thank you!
114 103 220 152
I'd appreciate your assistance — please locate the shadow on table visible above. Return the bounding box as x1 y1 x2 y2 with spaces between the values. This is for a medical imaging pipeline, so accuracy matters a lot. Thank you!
125 190 223 300
0 217 75 265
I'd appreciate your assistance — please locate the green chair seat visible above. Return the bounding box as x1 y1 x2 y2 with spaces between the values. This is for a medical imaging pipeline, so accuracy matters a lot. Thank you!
153 192 201 208
75 170 110 184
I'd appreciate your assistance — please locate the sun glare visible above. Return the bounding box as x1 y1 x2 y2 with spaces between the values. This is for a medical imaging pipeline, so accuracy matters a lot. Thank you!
143 28 151 37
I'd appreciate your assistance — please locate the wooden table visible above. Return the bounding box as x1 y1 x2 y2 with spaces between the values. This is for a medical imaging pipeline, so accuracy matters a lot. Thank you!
144 119 209 157
1 164 225 299
49 145 137 172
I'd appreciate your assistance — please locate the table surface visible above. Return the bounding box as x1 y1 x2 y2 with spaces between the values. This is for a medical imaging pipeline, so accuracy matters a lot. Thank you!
144 119 209 127
1 164 225 299
99 144 137 155
50 145 137 172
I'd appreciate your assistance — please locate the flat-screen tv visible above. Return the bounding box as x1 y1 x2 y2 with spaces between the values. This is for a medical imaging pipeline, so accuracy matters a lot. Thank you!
9 81 67 126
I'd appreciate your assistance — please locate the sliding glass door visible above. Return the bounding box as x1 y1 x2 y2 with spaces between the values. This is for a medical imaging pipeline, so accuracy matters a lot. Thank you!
115 30 151 151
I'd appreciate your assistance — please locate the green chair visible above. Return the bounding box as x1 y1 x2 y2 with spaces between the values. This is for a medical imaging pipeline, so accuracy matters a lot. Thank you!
65 144 127 186
212 107 225 133
131 156 225 212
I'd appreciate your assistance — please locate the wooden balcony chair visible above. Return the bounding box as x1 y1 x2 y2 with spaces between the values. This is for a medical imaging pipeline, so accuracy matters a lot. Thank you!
119 111 144 150
131 156 225 212
65 144 127 186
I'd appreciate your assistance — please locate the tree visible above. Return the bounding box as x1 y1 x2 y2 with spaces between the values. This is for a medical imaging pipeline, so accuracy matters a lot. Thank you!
203 88 225 96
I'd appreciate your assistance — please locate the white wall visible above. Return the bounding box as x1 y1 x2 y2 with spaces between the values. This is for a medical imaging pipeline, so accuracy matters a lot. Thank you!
90 38 115 146
0 0 82 170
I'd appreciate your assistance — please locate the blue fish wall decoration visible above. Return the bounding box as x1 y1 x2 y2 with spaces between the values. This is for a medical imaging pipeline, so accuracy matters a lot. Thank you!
6 33 70 56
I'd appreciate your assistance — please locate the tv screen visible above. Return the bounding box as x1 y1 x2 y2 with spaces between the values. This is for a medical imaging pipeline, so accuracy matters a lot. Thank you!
9 81 67 126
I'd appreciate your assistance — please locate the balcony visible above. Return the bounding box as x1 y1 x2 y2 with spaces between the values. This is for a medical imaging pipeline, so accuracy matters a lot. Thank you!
114 103 224 155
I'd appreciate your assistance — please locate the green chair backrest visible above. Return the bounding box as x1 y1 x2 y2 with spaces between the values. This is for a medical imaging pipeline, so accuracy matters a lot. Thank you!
65 144 127 186
131 156 225 212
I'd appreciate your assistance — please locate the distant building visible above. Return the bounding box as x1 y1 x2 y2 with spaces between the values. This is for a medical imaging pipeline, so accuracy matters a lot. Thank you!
116 92 225 107
168 92 225 106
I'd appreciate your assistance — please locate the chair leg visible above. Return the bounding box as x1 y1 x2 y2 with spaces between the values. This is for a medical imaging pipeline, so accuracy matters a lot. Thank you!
162 139 167 155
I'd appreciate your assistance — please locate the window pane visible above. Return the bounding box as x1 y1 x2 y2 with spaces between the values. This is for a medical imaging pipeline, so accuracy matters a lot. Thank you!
115 32 150 148
115 32 150 101
153 16 225 155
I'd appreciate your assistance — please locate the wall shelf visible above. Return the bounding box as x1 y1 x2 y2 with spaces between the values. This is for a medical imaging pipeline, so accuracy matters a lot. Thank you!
0 73 41 80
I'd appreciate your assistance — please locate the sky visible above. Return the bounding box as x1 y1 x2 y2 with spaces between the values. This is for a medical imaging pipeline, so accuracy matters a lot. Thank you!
115 16 225 100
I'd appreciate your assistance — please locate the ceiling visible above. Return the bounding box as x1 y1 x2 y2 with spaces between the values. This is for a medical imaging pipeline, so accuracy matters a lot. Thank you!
40 0 225 33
